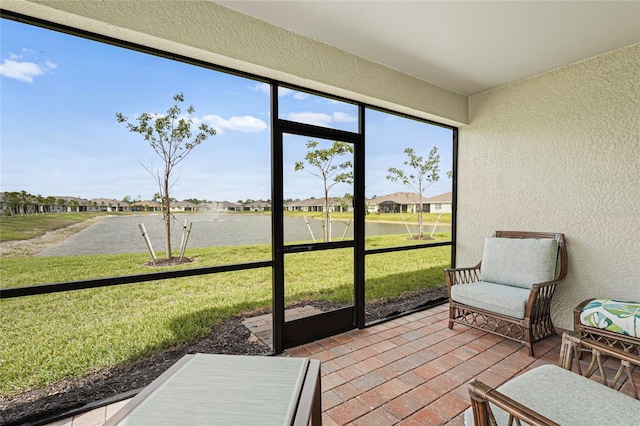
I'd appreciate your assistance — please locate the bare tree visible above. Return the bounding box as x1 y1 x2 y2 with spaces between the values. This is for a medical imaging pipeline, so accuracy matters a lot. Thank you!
387 147 441 239
295 140 353 242
116 93 216 260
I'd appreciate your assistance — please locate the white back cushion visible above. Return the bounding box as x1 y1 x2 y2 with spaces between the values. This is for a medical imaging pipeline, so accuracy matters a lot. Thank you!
480 237 558 289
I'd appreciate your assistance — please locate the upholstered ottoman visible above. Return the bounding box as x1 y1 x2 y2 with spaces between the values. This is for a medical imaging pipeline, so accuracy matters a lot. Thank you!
574 298 640 355
465 332 640 425
464 364 640 425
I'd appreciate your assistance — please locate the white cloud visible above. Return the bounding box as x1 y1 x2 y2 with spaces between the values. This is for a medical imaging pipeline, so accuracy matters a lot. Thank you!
202 114 267 133
293 92 309 100
285 111 333 127
0 59 42 83
252 83 312 100
284 111 356 128
278 87 295 98
333 112 357 123
0 54 57 83
251 82 270 94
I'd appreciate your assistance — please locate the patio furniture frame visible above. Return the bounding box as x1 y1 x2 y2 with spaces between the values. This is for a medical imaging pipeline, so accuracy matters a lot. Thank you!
467 332 640 425
104 354 322 426
445 231 568 356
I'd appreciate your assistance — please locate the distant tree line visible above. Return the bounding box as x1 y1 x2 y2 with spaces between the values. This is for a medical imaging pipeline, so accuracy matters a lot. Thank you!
0 190 271 216
0 190 89 216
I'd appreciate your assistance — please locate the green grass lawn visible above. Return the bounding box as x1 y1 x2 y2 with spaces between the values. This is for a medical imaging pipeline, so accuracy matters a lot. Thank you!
0 214 451 397
0 212 107 241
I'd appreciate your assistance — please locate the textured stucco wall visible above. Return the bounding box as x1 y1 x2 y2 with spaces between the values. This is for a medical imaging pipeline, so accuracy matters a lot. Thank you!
458 44 640 329
2 0 467 126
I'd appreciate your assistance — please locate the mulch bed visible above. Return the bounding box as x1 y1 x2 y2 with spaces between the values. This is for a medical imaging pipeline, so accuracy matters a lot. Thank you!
0 287 446 426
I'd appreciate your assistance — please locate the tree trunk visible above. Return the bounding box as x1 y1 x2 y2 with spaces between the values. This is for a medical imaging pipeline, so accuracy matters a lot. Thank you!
164 168 172 260
418 182 424 238
164 210 172 259
323 187 330 242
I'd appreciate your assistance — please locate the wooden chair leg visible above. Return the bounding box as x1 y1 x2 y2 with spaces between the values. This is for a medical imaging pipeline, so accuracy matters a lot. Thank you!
524 328 534 357
526 344 534 357
448 306 455 329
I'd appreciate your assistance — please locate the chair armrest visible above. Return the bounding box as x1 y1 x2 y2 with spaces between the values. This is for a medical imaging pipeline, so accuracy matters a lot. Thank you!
444 263 481 291
573 298 596 333
524 280 560 319
467 379 560 426
560 331 640 398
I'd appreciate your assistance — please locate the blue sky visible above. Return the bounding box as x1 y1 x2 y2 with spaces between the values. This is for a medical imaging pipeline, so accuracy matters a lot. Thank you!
1 19 453 203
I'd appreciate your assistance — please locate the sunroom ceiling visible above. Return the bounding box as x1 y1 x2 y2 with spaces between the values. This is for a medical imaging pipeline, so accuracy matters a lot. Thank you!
216 1 640 96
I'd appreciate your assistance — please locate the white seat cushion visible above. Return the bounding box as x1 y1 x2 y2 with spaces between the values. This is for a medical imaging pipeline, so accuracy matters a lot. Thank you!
480 237 558 289
451 281 530 319
464 364 640 425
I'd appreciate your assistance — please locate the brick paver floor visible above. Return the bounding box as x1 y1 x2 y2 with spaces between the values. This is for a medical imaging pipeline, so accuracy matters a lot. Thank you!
285 305 563 425
45 304 575 425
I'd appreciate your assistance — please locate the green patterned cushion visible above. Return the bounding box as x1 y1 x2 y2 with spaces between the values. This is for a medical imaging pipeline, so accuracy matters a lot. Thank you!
580 298 640 338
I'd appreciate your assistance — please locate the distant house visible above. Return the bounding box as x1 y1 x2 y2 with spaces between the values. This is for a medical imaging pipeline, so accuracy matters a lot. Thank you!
52 196 93 213
0 192 95 214
245 200 271 211
207 201 231 212
366 191 452 214
285 197 352 213
424 192 453 213
366 192 423 214
130 200 162 212
211 201 243 212
170 201 198 212
90 198 130 212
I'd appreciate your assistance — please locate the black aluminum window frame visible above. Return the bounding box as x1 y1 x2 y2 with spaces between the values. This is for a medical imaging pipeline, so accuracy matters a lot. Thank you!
0 10 458 330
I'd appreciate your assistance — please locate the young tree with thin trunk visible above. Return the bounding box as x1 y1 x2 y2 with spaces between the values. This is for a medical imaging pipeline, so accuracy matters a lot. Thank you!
295 140 353 242
387 147 441 239
116 93 216 261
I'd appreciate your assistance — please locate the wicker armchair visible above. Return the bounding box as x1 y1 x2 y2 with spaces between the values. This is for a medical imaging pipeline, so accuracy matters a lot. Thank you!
445 231 568 356
466 332 640 425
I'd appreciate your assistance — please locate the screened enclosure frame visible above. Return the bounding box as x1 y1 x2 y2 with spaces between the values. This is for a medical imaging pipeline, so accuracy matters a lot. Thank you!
0 9 458 354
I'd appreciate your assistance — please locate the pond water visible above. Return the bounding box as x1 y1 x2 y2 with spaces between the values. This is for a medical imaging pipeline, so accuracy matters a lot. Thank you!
38 213 450 256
